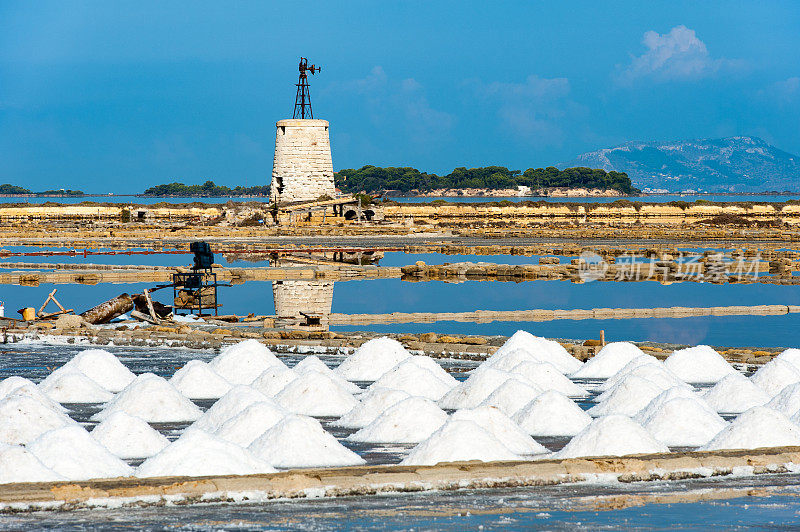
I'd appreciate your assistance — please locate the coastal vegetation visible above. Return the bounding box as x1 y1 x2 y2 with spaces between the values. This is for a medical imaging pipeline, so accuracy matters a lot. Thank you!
334 166 637 195
142 181 271 197
0 184 84 196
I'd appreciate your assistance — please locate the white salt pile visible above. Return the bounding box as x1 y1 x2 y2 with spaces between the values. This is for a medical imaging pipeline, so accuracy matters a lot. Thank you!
347 396 448 443
512 390 592 437
0 376 38 398
632 386 701 420
478 378 544 416
571 342 645 380
554 415 669 459
636 397 728 447
438 368 519 410
701 406 800 451
703 373 770 414
249 414 365 468
766 382 800 416
92 373 202 423
482 348 541 373
750 358 800 397
28 425 133 481
369 360 455 401
776 348 800 372
214 401 288 447
192 386 274 431
0 394 75 445
663 345 737 384
38 366 115 404
451 406 547 455
509 361 588 397
250 365 298 397
169 360 232 400
493 330 583 375
0 378 66 413
599 364 687 396
333 387 411 429
91 412 170 459
292 356 361 393
137 428 276 478
208 340 285 385
0 444 63 484
63 349 136 392
275 370 357 417
598 355 662 391
588 375 667 417
334 336 411 381
401 420 520 466
400 356 459 387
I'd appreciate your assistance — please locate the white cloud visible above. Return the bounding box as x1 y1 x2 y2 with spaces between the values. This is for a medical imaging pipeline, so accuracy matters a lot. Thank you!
618 25 733 84
760 76 800 104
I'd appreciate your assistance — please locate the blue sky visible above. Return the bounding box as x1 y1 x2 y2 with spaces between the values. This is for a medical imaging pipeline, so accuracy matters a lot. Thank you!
1 1 798 193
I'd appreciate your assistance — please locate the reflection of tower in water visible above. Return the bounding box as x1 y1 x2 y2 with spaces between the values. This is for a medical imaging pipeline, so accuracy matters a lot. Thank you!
271 257 334 330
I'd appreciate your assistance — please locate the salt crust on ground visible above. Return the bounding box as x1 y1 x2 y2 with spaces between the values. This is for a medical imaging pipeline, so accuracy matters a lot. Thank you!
208 340 285 385
0 394 75 445
636 397 728 447
38 366 115 403
633 386 702 420
136 428 276 478
512 390 592 437
169 360 232 399
493 330 583 375
292 356 361 393
213 401 288 447
0 377 66 412
478 378 544 416
599 355 662 391
90 411 170 459
250 365 298 397
701 406 800 451
63 349 136 392
275 370 357 417
334 336 411 381
588 375 667 417
451 406 548 455
28 425 133 481
369 362 455 401
332 387 411 429
749 358 800 397
92 373 202 423
571 342 644 380
249 415 365 468
703 373 770 414
554 415 669 459
439 368 523 410
509 361 588 397
663 345 737 384
0 444 64 484
347 396 448 443
401 419 520 466
192 386 274 432
776 348 800 372
766 382 800 417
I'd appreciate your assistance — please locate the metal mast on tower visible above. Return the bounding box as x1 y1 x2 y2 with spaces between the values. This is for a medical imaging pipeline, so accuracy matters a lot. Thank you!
293 57 321 119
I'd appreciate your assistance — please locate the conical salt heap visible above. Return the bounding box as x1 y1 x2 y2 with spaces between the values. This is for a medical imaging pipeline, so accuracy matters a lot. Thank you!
192 386 275 431
588 375 667 417
478 378 544 416
775 348 800 372
401 420 520 466
513 390 592 437
208 340 285 385
554 415 669 459
333 387 411 429
766 382 800 417
0 444 64 484
636 397 728 447
275 370 357 417
597 365 687 398
632 386 702 420
663 345 737 384
250 365 298 397
509 361 588 397
62 349 136 392
750 358 800 397
292 355 360 393
599 355 662 391
701 406 800 451
92 373 202 423
369 359 455 401
703 373 770 414
0 394 75 445
91 411 170 459
438 368 518 410
213 401 288 447
489 331 582 375
1 377 66 412
169 360 232 400
348 396 448 443
451 406 548 455
38 366 115 403
571 342 645 380
28 425 133 481
334 336 411 381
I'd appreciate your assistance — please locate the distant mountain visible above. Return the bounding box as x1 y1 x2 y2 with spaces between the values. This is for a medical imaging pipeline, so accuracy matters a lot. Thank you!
558 136 800 193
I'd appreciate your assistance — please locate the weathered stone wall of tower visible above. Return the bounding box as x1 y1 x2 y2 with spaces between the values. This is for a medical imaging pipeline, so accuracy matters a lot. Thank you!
272 280 334 319
270 119 335 204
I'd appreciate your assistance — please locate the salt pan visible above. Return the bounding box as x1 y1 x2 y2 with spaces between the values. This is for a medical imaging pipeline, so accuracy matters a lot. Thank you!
249 415 365 468
588 375 667 417
347 396 447 443
451 406 547 455
401 420 520 466
765 382 800 417
478 378 544 416
137 428 276 478
663 345 737 384
750 358 800 397
0 444 64 484
275 370 357 417
292 356 361 393
91 412 170 459
0 394 75 445
554 415 669 458
38 366 115 403
169 360 232 399
63 349 136 392
92 373 202 423
637 397 728 447
192 386 274 432
570 342 644 380
701 406 800 451
250 365 298 397
512 390 592 437
703 373 770 414
214 401 288 447
438 368 520 410
28 425 133 481
334 336 411 381
333 387 411 429
508 361 588 397
208 340 285 385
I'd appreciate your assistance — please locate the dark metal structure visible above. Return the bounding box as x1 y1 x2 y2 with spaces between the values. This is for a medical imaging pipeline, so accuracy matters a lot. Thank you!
172 241 223 316
293 57 321 119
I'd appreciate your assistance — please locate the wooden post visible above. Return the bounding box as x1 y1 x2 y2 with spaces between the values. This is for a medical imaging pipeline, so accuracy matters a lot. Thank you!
600 329 605 346
143 289 159 323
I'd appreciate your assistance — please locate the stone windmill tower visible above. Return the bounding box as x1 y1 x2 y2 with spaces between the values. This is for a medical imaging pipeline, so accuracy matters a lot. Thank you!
270 58 336 205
